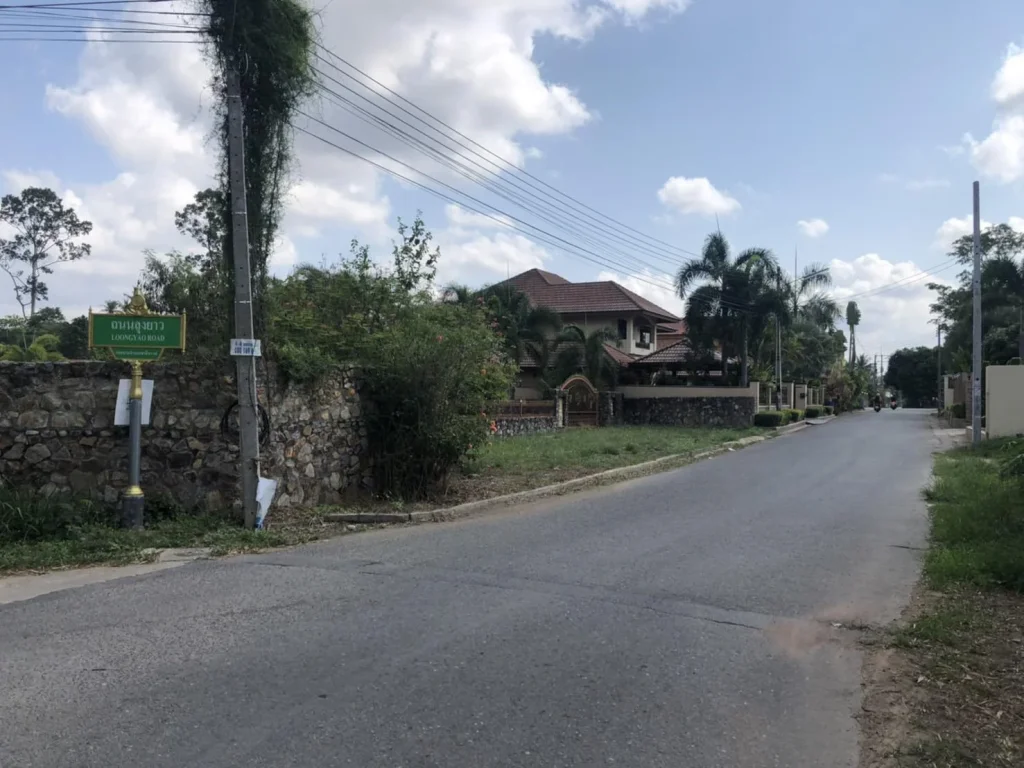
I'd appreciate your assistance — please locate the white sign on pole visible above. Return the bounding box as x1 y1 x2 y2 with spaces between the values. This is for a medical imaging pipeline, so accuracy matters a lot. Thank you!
114 379 154 426
230 338 262 357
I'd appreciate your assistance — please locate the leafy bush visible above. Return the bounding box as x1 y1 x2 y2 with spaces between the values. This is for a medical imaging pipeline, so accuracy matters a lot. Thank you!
926 451 1024 590
359 304 515 499
949 402 967 419
0 488 112 544
824 405 834 415
805 406 823 418
754 411 786 427
784 409 804 423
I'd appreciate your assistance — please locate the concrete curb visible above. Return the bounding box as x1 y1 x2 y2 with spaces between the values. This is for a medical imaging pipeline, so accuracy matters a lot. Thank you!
325 434 770 526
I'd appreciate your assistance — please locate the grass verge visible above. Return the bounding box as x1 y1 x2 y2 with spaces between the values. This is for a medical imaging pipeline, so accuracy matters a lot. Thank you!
0 500 351 575
863 439 1024 767
448 425 765 505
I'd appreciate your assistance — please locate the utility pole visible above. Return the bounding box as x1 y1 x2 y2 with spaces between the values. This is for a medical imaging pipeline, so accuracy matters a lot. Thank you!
971 181 983 447
775 315 783 410
936 326 942 415
227 66 261 528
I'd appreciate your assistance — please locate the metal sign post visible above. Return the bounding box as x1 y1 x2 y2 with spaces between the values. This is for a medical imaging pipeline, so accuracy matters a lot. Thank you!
89 288 186 528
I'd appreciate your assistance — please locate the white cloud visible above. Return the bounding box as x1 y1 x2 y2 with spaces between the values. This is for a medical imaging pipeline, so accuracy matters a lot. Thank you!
879 173 950 191
444 203 510 230
437 229 549 282
797 218 829 238
934 215 995 251
596 269 683 317
830 253 954 355
992 43 1024 109
2 0 690 315
939 144 966 158
968 43 1024 182
657 176 741 217
1010 216 1024 232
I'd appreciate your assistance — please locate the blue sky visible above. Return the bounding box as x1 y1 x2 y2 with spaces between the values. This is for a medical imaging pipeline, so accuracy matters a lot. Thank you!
1 0 1022 358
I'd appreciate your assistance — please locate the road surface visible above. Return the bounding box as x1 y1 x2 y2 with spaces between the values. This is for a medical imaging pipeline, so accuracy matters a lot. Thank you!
1 410 941 767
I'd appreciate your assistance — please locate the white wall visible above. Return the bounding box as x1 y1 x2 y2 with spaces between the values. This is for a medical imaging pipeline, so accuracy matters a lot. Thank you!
985 365 1024 438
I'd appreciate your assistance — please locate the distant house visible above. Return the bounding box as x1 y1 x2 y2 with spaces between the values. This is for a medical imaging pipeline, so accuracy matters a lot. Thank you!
492 269 680 397
656 320 687 350
495 269 680 356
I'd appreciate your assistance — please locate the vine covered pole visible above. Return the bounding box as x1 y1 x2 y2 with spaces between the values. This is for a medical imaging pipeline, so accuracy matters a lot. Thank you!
971 181 982 447
227 66 261 529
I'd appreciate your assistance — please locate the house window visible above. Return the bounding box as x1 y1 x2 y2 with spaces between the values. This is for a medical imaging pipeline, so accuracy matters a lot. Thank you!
637 328 652 349
617 319 628 340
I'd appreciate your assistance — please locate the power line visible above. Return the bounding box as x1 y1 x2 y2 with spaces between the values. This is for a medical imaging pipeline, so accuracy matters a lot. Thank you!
308 75 684 280
311 46 700 266
294 121 754 315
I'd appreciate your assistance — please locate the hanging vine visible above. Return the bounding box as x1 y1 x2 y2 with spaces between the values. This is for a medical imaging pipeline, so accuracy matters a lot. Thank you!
201 0 316 336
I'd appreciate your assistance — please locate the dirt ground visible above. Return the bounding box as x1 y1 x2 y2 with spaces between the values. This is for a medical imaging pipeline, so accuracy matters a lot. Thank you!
859 586 1024 767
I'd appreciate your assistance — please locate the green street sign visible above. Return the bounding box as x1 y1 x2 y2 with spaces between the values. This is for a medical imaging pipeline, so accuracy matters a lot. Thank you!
112 348 163 361
90 313 186 350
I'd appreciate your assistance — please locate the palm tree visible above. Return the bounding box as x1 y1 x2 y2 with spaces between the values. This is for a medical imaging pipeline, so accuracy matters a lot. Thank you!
845 301 861 365
483 286 562 367
677 232 787 386
792 263 839 328
552 325 618 388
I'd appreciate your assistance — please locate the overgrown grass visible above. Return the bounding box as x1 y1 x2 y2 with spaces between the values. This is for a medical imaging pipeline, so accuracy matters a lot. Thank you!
924 443 1024 590
463 425 764 476
0 489 330 574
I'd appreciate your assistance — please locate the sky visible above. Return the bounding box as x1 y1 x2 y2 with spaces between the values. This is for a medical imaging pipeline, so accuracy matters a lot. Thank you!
1 0 1023 361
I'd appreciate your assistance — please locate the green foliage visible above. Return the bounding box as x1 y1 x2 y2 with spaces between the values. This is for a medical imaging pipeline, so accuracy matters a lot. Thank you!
931 225 1024 371
949 402 966 419
0 187 92 317
359 303 515 499
925 450 1024 590
266 216 439 383
478 285 562 369
203 0 316 336
784 408 803 423
804 406 822 418
550 325 617 389
885 346 939 407
0 488 112 544
824 405 834 415
754 411 786 427
677 232 789 386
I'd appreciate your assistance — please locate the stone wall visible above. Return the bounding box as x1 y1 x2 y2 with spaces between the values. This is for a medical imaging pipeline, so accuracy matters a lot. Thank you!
492 415 558 438
598 392 623 426
622 395 756 428
0 361 368 512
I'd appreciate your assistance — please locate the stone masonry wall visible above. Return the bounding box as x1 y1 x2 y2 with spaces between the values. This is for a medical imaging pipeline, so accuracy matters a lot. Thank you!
622 396 756 429
492 416 558 438
0 361 368 512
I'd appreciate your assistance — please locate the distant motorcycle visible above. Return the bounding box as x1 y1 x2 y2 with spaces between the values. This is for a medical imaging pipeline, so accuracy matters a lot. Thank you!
874 404 881 412
890 399 898 410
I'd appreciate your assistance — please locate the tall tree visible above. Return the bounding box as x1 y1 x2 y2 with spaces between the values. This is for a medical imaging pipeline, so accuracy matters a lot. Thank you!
677 232 787 386
885 347 939 407
481 286 562 367
845 301 861 364
0 187 92 317
792 263 839 328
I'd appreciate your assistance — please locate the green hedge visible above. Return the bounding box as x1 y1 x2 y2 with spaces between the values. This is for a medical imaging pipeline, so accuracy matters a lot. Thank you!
785 409 804 423
805 406 823 418
754 411 786 427
949 402 966 419
824 405 834 415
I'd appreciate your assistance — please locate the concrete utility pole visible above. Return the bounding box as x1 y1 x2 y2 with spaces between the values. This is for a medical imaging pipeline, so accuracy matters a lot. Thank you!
971 181 983 447
775 316 783 410
936 326 942 415
227 66 261 528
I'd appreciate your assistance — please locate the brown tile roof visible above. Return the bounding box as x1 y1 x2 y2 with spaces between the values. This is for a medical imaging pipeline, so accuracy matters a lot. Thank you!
497 269 679 323
632 339 722 366
519 341 637 369
656 320 687 335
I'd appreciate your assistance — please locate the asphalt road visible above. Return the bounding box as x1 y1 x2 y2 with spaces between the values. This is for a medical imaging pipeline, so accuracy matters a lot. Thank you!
1 409 942 767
